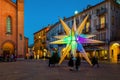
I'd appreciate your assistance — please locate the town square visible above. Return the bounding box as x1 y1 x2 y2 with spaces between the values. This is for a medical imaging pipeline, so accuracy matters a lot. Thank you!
0 0 120 80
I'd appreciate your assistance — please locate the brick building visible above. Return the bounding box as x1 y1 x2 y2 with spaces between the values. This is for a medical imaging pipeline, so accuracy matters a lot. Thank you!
34 26 50 59
24 37 29 59
0 0 24 60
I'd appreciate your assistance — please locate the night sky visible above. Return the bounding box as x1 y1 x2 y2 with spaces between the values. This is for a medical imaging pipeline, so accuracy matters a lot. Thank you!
12 0 104 45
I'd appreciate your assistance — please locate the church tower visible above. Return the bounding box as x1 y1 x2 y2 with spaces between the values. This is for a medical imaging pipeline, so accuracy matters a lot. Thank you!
17 0 24 59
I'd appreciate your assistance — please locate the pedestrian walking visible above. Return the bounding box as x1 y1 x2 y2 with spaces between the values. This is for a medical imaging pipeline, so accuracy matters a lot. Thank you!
10 54 14 62
68 54 74 71
91 56 99 68
75 52 81 71
48 49 60 67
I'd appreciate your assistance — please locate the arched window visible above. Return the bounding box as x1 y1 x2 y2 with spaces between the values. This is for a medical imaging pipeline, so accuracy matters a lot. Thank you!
6 16 12 34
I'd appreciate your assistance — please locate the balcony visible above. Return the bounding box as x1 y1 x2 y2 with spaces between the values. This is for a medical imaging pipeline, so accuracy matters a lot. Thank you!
82 27 91 34
96 23 107 31
89 43 105 47
96 8 107 16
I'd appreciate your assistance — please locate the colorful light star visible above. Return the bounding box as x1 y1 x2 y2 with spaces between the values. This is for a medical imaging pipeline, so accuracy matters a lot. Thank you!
50 15 104 65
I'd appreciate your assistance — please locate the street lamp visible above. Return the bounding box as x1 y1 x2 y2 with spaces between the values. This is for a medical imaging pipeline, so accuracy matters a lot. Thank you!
74 10 78 15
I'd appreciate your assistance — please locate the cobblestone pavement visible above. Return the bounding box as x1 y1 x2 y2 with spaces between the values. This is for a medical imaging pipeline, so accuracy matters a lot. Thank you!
0 59 120 80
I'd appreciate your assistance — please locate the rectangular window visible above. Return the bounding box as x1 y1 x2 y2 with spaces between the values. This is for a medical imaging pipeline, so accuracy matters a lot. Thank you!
6 17 12 34
100 16 105 28
76 18 79 26
86 21 90 32
112 16 114 25
20 34 22 40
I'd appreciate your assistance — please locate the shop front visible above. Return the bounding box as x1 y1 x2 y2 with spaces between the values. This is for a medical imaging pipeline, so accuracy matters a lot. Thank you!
110 42 120 63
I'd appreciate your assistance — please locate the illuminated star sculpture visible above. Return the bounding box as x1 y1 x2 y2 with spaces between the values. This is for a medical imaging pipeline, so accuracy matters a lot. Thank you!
50 15 104 65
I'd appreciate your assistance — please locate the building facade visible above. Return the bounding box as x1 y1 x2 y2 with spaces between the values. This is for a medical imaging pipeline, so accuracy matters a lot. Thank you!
34 26 50 59
24 37 29 59
0 0 25 60
46 0 120 63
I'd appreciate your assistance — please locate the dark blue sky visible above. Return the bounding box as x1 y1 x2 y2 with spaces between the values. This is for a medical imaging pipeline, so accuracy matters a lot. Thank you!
12 0 103 45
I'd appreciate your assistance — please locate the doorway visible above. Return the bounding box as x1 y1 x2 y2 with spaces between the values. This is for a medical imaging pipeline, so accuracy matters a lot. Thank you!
2 42 15 61
110 43 120 63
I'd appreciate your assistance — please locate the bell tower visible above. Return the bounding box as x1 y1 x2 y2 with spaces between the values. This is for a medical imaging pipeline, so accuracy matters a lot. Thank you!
17 0 24 60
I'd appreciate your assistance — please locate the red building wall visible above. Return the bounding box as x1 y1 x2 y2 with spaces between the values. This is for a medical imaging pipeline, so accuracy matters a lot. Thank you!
0 0 24 60
17 0 24 59
0 0 17 53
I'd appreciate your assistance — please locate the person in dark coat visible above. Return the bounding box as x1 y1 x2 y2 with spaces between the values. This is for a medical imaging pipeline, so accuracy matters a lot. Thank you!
68 54 74 71
48 56 54 67
91 56 99 68
48 51 60 67
75 52 81 71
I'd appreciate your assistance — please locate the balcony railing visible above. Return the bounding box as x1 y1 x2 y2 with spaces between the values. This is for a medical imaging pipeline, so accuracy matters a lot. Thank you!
96 8 107 16
82 27 91 34
96 23 107 31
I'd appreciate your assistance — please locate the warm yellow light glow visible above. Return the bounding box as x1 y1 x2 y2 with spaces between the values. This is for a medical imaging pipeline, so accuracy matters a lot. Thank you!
3 42 14 51
39 36 41 38
59 19 71 35
100 16 105 24
86 22 90 32
77 15 89 34
100 16 105 28
112 43 119 46
110 43 120 63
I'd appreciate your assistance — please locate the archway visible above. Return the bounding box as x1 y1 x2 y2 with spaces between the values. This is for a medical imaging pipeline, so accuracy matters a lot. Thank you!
110 43 120 63
2 42 15 61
